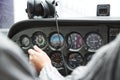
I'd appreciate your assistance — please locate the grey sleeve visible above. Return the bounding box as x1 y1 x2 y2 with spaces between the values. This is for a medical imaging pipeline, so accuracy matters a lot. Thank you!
0 33 37 80
39 64 64 80
39 64 88 80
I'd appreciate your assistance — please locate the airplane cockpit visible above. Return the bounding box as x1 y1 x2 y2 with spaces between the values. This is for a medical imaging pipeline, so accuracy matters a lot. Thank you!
0 0 120 77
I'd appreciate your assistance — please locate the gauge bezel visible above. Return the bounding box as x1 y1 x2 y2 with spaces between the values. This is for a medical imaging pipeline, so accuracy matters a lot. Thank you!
49 32 65 50
66 32 83 51
32 31 47 49
50 51 64 68
66 52 84 71
19 34 32 50
85 32 103 52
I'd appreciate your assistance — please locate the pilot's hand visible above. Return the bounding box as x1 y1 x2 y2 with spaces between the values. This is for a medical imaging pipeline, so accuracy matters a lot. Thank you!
28 45 51 73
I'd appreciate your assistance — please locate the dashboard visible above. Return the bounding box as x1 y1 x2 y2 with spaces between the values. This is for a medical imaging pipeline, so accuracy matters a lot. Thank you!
8 19 120 76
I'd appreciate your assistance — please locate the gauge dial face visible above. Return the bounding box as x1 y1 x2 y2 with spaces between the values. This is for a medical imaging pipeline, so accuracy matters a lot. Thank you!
49 33 64 49
67 32 83 50
67 52 83 69
85 32 103 51
50 51 63 68
19 35 31 48
32 31 47 49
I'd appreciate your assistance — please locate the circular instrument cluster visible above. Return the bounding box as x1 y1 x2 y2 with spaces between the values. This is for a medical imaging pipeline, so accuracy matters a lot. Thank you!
17 31 103 70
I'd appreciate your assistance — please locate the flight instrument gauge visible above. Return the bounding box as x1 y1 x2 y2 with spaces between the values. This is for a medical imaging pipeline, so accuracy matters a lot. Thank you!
32 31 47 49
67 32 83 50
19 35 31 49
50 51 63 68
49 33 64 49
85 32 103 52
67 52 84 70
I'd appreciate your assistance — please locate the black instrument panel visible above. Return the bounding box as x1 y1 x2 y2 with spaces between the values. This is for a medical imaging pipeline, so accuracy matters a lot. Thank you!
8 19 120 76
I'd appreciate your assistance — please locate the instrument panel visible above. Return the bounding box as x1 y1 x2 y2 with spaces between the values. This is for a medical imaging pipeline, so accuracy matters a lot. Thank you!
9 19 120 76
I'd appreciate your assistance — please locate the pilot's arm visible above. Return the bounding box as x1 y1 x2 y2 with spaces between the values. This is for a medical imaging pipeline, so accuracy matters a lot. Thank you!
28 33 120 80
0 33 37 80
